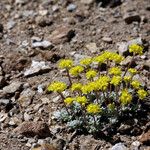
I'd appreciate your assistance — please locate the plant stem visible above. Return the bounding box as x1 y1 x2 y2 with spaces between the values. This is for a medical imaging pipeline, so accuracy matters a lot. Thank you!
66 69 72 86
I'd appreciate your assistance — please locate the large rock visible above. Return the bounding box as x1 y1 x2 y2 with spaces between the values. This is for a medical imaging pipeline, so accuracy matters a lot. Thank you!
3 81 22 94
109 143 128 150
13 121 52 138
48 26 75 44
31 143 57 150
24 60 51 77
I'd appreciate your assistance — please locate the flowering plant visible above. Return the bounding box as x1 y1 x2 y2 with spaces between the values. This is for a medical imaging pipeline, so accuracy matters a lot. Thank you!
48 44 148 133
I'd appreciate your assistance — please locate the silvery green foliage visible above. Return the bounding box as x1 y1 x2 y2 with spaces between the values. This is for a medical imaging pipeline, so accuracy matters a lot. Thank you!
67 120 82 129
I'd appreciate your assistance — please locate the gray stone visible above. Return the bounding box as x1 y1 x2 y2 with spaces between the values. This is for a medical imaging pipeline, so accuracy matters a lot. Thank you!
102 37 112 43
67 4 77 12
18 88 35 108
81 0 94 4
24 60 51 77
109 143 127 150
85 43 98 53
0 99 10 105
7 20 16 30
32 40 53 49
3 81 22 94
123 12 141 24
130 141 140 150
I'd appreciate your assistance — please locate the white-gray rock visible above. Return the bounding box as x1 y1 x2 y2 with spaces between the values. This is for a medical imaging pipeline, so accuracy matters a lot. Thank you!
7 20 16 30
3 81 22 94
67 4 77 12
81 0 94 4
85 43 98 53
130 141 140 150
24 60 51 77
32 40 53 49
102 37 112 43
109 143 128 150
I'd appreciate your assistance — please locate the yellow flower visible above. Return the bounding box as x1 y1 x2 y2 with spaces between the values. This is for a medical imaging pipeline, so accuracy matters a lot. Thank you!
58 59 73 69
86 70 97 80
71 83 82 92
47 81 67 92
131 80 141 89
120 89 132 105
109 67 122 76
137 89 148 100
69 66 84 76
64 97 74 105
80 58 92 66
129 44 143 55
102 51 112 60
128 68 137 75
76 96 87 106
110 76 121 86
111 53 124 63
124 76 132 82
81 84 93 94
86 103 101 114
93 55 106 64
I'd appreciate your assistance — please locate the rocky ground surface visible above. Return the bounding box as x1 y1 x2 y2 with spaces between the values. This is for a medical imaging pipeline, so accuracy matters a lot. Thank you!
0 0 150 150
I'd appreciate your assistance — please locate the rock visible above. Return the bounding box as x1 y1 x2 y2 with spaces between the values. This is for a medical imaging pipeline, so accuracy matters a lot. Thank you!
102 37 112 43
31 143 57 150
32 40 53 49
123 12 141 24
67 4 77 12
41 97 49 104
24 112 32 121
3 81 22 94
0 24 3 33
118 123 132 134
48 26 75 44
0 76 6 88
130 141 140 150
109 143 128 150
7 20 16 30
0 112 7 123
13 121 52 138
18 88 35 108
37 84 44 94
24 60 51 77
37 17 53 27
85 43 98 53
15 0 28 4
81 0 94 5
0 99 10 105
39 9 48 16
139 129 150 145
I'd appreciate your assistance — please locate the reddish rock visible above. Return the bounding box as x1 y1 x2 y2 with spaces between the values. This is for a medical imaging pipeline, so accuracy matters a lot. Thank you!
13 121 52 138
139 130 150 145
48 26 75 44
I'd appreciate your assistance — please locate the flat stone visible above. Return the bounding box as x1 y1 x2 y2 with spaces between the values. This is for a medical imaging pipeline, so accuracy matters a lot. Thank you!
31 143 57 150
123 12 141 24
7 20 16 30
24 60 51 77
81 0 94 5
67 4 77 12
85 43 98 53
48 26 75 44
3 81 22 94
109 143 128 150
32 40 53 49
18 88 35 107
102 37 112 43
13 121 52 138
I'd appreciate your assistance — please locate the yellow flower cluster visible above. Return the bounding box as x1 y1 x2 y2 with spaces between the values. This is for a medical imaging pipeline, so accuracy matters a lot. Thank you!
76 96 87 106
109 67 122 76
110 76 121 86
131 80 141 89
86 103 101 114
69 66 84 76
93 51 124 64
129 44 143 55
80 58 92 66
120 89 132 105
48 81 67 92
86 70 97 80
58 59 73 69
128 68 137 75
124 76 132 82
64 97 74 105
137 89 148 100
71 83 82 92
